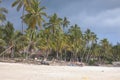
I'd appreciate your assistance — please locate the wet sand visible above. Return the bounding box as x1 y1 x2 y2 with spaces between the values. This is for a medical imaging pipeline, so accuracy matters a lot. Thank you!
0 62 120 80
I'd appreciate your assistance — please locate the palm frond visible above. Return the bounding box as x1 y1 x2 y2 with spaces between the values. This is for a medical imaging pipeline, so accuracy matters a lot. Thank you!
11 0 19 7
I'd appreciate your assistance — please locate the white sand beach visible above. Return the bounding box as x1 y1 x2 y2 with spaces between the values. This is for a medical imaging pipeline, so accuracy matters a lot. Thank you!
0 62 120 80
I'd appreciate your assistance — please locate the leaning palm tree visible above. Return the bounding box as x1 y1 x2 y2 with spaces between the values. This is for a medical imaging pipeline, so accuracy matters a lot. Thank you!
23 28 38 58
0 21 23 58
0 0 8 23
0 28 6 56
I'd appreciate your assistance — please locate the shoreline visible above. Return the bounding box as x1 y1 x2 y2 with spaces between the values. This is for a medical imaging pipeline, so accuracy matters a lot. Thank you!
0 62 120 80
0 58 115 67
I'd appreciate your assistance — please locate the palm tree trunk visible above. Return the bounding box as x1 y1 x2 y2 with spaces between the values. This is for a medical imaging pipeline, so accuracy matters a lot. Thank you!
87 49 93 64
3 53 5 60
60 50 63 60
56 39 59 60
85 47 91 63
81 49 85 63
64 49 67 61
56 50 59 60
26 41 31 59
85 53 89 63
0 46 13 57
21 6 25 33
11 47 14 58
46 38 50 60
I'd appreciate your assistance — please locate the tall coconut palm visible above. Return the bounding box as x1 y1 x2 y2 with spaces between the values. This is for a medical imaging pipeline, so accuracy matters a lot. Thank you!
22 0 47 29
87 32 98 63
21 0 47 58
62 17 70 32
68 24 83 61
100 38 112 64
84 29 93 47
45 13 62 35
12 0 32 33
44 13 63 59
0 0 8 23
84 29 94 63
55 28 64 60
38 27 51 59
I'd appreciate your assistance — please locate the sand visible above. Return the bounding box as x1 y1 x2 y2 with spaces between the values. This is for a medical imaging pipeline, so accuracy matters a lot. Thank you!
0 62 120 80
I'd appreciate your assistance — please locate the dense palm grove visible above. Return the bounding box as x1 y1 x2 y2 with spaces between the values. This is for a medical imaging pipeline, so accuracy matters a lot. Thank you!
0 0 120 65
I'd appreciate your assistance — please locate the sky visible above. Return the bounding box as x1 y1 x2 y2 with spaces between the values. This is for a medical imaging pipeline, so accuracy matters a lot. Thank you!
0 0 120 45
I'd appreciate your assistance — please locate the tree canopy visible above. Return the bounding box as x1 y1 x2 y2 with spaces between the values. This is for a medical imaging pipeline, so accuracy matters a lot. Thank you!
0 0 120 65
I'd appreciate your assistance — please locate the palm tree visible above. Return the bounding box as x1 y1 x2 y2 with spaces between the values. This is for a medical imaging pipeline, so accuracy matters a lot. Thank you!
12 0 31 11
22 28 39 58
22 0 47 29
84 29 93 47
44 13 63 59
100 38 112 64
0 38 6 59
0 21 23 58
89 43 102 64
20 0 47 59
0 0 8 23
45 13 62 35
84 29 94 63
38 27 51 59
87 32 98 64
112 43 120 61
12 0 32 33
55 28 64 60
0 26 6 57
68 24 83 61
62 17 70 32
0 25 3 38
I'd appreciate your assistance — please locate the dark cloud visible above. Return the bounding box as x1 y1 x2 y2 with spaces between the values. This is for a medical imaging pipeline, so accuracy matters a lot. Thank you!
1 0 120 44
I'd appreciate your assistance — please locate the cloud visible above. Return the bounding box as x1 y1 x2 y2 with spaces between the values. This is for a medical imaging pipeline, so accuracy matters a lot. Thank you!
80 8 120 30
1 0 120 44
68 7 120 44
51 0 120 44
